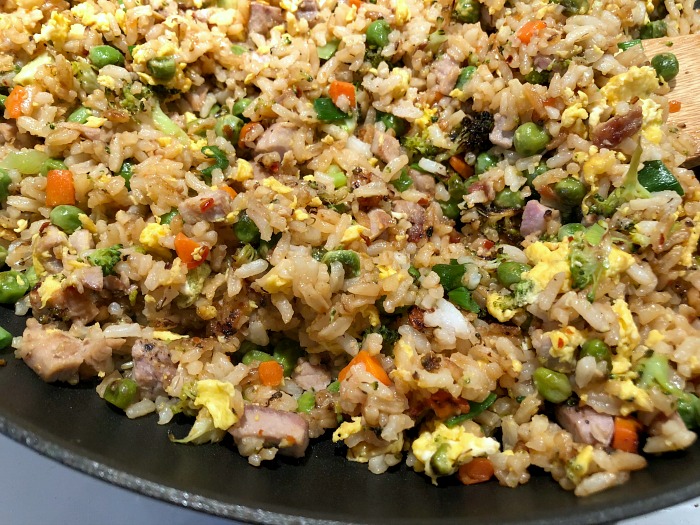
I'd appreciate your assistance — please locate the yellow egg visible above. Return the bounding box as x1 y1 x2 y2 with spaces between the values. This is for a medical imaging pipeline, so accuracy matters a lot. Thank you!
606 379 654 415
152 330 188 341
341 224 369 244
257 270 292 293
139 223 171 256
486 292 518 322
601 66 660 106
333 417 363 442
262 177 293 194
193 380 238 430
547 326 586 363
561 102 589 129
522 241 571 292
36 275 63 308
394 0 411 24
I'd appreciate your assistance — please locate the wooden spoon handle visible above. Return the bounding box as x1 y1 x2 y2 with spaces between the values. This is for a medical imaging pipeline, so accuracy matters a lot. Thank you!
643 34 700 167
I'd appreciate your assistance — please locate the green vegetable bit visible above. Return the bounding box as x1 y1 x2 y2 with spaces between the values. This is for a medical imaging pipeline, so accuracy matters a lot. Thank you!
366 19 391 48
0 245 8 267
533 367 572 403
39 158 68 177
118 161 134 190
297 391 316 413
513 122 551 157
0 326 12 350
0 150 49 175
475 151 498 175
104 378 139 410
444 392 497 427
327 380 340 393
637 160 684 195
452 0 481 23
49 205 84 234
86 244 123 276
317 39 340 60
88 45 125 68
377 111 408 137
273 339 303 376
557 223 586 241
497 262 531 287
578 338 612 369
391 168 413 191
432 260 466 291
455 66 477 90
231 98 253 118
314 97 351 122
214 114 244 144
233 212 261 244
327 165 347 189
321 250 361 278
568 239 604 300
426 30 448 54
447 287 480 313
160 209 178 225
430 443 453 475
640 20 667 39
242 349 275 365
67 106 92 124
147 56 177 81
0 169 11 203
0 271 30 304
554 177 587 207
23 266 38 289
617 39 641 51
0 95 6 110
523 69 551 86
556 0 589 16
201 145 229 180
493 188 524 209
231 44 248 55
651 52 679 82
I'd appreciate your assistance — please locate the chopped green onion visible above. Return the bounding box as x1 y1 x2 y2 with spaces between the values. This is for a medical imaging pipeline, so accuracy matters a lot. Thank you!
637 160 684 195
317 39 340 60
391 168 413 191
201 145 229 181
432 260 466 291
231 44 248 55
314 97 351 122
321 250 361 278
447 287 480 313
444 393 497 427
455 66 477 90
617 39 641 51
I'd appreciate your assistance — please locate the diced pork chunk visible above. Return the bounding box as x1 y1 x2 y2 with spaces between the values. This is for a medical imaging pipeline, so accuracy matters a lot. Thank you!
489 114 514 149
591 106 643 149
296 0 319 24
293 360 331 392
29 284 100 324
178 189 234 224
409 168 435 193
34 225 68 274
520 200 555 237
367 209 393 240
254 122 296 159
131 339 177 398
556 405 614 446
432 56 461 95
247 2 284 35
393 200 426 243
371 130 402 164
17 319 121 384
230 405 310 457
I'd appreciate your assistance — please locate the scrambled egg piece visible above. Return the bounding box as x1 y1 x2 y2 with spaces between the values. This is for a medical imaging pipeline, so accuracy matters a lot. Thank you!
680 213 700 267
139 223 171 256
152 330 188 341
412 422 500 483
581 147 617 187
257 269 292 293
279 0 302 12
415 105 438 129
36 275 63 308
561 102 589 130
389 68 411 97
606 247 636 279
377 265 397 280
333 417 363 442
71 2 113 32
641 98 663 144
84 116 107 128
523 241 571 292
601 66 659 106
341 224 369 245
605 379 654 415
34 12 71 44
611 298 640 375
547 326 586 363
230 159 253 182
394 0 411 25
645 329 664 348
261 177 293 194
486 292 518 322
193 380 238 430
567 445 593 484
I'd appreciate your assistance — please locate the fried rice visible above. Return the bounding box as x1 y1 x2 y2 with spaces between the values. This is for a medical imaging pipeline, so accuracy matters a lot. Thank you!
1 0 700 496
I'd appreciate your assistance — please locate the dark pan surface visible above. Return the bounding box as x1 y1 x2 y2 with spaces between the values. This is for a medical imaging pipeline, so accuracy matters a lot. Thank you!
1 307 700 524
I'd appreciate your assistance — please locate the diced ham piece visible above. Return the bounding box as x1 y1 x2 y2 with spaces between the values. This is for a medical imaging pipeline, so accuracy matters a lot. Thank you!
520 200 554 237
556 405 614 446
293 360 331 392
131 339 177 398
247 2 284 35
254 122 296 159
371 130 402 164
590 106 643 149
178 189 235 224
17 319 122 384
432 56 461 95
393 200 426 243
229 405 310 458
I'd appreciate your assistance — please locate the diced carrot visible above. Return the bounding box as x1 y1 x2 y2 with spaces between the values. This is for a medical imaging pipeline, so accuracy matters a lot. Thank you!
516 20 547 44
45 169 75 206
669 100 682 113
428 390 470 419
174 231 210 270
258 360 284 386
348 0 362 9
329 80 356 107
238 122 256 149
449 155 473 178
220 185 238 199
5 86 28 119
457 458 495 485
338 350 392 386
612 417 641 453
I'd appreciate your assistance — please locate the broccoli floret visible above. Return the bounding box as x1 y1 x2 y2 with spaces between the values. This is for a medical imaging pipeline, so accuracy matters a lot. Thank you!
401 130 440 158
71 60 99 94
449 112 494 154
589 143 649 217
175 263 212 308
568 239 604 301
86 244 123 276
512 279 535 306
120 84 153 114
364 324 400 354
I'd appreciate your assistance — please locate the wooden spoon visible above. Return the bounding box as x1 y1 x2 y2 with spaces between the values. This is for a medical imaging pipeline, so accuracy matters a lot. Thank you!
643 34 700 167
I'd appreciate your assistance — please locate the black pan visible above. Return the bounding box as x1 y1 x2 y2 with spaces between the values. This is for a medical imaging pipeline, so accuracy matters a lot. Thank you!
0 307 699 524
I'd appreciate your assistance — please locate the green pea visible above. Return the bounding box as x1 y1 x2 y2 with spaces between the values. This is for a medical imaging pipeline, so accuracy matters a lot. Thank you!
651 52 679 82
0 271 30 304
214 114 244 145
147 57 177 81
104 378 138 410
232 98 253 118
0 245 7 267
579 338 612 369
440 200 461 220
377 111 408 137
233 212 261 244
0 326 11 350
452 0 480 23
117 161 133 190
533 367 572 403
366 19 391 48
475 151 498 175
272 339 303 376
496 261 531 287
321 250 361 278
430 443 453 475
493 188 524 209
455 66 477 90
39 158 68 177
554 177 587 206
24 266 38 288
67 106 92 124
327 380 340 393
556 0 589 16
327 165 347 189
557 223 586 241
0 169 11 202
49 205 83 234
159 209 178 225
514 122 551 157
297 391 316 413
242 349 275 365
640 20 667 39
88 45 125 68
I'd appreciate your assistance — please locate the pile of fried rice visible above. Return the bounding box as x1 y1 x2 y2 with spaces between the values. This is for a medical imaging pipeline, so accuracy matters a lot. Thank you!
1 0 700 496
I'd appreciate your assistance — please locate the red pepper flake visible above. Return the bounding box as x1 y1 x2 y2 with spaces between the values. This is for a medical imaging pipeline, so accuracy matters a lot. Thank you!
269 162 280 174
558 338 564 348
483 239 495 250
